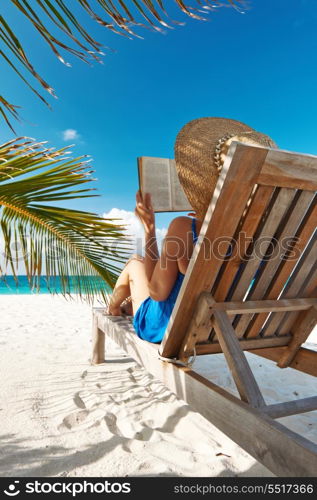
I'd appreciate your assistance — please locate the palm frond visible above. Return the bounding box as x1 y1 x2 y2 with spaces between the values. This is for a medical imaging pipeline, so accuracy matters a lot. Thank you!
0 137 132 301
0 95 20 133
1 0 243 131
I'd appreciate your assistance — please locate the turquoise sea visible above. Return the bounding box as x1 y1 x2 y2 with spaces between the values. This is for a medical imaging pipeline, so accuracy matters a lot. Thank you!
0 275 111 294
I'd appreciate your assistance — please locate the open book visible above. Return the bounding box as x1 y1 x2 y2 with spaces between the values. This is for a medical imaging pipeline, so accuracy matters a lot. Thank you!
137 157 192 213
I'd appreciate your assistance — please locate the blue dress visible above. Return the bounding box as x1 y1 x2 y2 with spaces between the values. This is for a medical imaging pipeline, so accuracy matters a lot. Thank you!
133 218 198 343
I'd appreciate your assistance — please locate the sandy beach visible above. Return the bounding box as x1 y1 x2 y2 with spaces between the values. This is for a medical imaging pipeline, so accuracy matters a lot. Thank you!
0 294 316 477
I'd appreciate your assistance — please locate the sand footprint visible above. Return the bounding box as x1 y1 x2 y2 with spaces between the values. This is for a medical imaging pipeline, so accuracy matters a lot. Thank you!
103 411 158 442
58 408 106 432
73 391 100 410
103 412 123 437
59 410 90 430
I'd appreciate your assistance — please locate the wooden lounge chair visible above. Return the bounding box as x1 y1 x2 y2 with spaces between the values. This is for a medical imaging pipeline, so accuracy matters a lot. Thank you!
92 142 317 477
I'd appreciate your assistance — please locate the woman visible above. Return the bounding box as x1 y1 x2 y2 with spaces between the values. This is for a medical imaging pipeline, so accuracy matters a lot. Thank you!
108 190 201 343
108 117 276 344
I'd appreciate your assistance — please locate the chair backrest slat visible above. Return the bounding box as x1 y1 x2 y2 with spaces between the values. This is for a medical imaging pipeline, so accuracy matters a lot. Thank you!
262 232 317 338
225 188 296 301
232 190 316 338
277 266 317 337
245 198 317 339
211 185 275 301
259 149 317 191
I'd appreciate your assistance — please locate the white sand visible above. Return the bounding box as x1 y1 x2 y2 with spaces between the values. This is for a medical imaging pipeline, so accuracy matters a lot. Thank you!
0 295 316 477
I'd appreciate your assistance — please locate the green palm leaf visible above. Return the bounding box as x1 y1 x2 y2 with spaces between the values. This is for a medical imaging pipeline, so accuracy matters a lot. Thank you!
0 137 131 301
0 1 242 131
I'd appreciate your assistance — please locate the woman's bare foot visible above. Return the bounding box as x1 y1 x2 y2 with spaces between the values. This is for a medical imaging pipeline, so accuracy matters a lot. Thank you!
120 298 133 316
107 302 122 316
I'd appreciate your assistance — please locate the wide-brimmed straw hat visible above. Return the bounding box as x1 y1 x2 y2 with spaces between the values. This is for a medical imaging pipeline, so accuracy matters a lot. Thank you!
175 117 277 220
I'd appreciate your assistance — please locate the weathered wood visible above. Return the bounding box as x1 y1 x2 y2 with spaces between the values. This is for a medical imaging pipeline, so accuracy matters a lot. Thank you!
160 143 270 358
212 310 265 407
248 347 317 377
246 200 317 338
277 265 317 336
236 191 316 338
214 185 274 301
94 310 317 477
91 310 106 364
194 335 291 355
210 186 275 342
258 147 317 191
263 397 317 419
231 188 296 337
178 293 215 362
212 298 316 315
263 234 317 338
278 306 317 368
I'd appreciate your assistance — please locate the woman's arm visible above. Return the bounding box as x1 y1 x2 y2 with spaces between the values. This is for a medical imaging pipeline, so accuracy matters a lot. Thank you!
135 191 159 280
144 229 159 280
135 191 190 302
149 217 188 301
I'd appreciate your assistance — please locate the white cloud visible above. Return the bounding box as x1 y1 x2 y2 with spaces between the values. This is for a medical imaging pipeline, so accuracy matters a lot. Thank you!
103 208 167 257
62 129 80 141
156 227 168 247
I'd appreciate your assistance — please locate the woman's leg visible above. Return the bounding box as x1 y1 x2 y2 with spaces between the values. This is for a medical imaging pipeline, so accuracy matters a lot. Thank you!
109 255 150 315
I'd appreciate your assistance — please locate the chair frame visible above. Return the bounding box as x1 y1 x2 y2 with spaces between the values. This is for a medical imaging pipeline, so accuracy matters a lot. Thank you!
92 142 317 477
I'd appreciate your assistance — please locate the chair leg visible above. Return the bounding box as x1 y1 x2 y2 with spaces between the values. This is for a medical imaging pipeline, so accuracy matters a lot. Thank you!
92 314 105 364
213 310 266 408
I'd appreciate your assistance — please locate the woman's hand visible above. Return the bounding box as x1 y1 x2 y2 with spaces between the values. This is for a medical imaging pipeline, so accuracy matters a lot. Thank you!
135 190 155 235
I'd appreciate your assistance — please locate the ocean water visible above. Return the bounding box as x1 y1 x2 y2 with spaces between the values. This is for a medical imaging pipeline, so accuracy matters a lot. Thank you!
0 275 111 295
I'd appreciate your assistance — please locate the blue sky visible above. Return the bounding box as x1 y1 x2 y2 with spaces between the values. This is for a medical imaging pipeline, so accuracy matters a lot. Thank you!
1 0 317 232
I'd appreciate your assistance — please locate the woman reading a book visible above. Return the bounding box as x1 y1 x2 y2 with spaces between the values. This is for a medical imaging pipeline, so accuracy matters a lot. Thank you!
108 189 200 343
108 117 276 343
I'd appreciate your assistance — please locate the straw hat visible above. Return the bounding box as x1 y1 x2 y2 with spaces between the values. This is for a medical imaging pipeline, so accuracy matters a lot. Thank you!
175 117 277 220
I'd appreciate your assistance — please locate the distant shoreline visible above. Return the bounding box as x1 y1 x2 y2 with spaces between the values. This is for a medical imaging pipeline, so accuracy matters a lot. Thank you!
0 275 111 294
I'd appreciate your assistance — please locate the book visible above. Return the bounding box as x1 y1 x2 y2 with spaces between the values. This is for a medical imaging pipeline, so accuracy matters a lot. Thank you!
137 156 192 213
